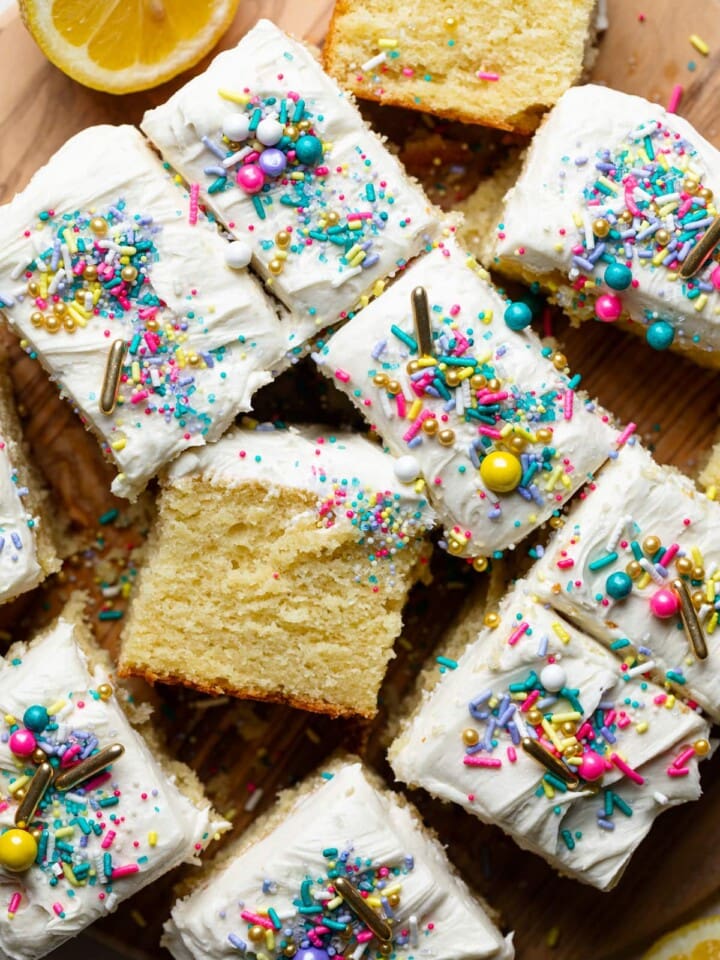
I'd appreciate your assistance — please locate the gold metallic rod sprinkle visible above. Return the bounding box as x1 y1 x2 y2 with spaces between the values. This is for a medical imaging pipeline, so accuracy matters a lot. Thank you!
99 339 126 415
521 737 580 789
672 578 708 660
54 743 125 792
411 286 433 357
14 762 53 828
333 875 393 943
679 216 720 279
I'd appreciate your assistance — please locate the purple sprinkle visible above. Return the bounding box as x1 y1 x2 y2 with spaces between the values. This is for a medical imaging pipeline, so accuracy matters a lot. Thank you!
10 532 22 550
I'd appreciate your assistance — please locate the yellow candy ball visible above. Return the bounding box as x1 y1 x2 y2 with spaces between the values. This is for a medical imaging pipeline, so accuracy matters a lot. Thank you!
480 451 522 493
0 829 38 872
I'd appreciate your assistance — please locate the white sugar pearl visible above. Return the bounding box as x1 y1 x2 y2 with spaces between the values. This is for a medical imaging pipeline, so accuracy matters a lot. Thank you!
224 241 252 270
256 117 284 146
540 664 566 693
394 455 422 484
222 114 250 142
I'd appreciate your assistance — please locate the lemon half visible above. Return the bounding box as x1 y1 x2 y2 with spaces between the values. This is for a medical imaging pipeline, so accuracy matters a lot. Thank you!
644 915 720 960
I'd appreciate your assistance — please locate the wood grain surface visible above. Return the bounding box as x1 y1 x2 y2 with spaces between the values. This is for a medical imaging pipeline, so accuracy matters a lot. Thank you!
2 1 720 959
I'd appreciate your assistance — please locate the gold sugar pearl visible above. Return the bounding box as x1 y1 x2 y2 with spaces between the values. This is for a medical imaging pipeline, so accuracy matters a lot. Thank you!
694 738 711 756
626 560 643 580
446 537 465 556
268 258 283 276
592 218 610 238
552 352 567 371
27 281 40 297
444 15 458 29
32 748 46 765
98 683 113 701
692 565 705 581
326 211 340 226
438 428 455 446
675 556 693 576
387 892 400 908
536 427 553 444
655 228 670 247
284 946 297 958
422 417 439 435
509 435 526 454
146 318 159 332
618 210 633 224
379 944 393 958
121 266 138 283
692 590 705 610
74 289 86 304
487 378 501 392
406 360 420 375
483 611 500 628
284 125 298 140
386 379 402 396
84 264 98 281
561 721 576 736
684 178 700 195
29 827 43 841
53 302 67 317
297 120 311 132
13 788 26 802
90 217 108 236
276 231 291 249
44 315 61 334
462 728 479 746
188 352 200 366
527 708 543 726
549 516 565 530
699 186 714 202
642 535 661 555
562 744 579 758
249 926 265 943
30 311 44 328
445 370 460 388
470 374 487 391
373 373 388 388
473 557 489 573
63 316 76 333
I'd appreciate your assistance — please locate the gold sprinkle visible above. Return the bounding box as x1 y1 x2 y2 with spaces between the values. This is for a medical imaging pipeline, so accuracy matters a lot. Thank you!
411 286 433 357
672 578 708 660
15 763 53 828
100 340 126 416
55 743 125 792
334 876 392 943
679 216 720 279
520 737 580 789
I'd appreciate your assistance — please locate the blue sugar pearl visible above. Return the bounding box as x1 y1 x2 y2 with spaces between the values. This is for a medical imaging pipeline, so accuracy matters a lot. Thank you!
504 301 533 331
604 262 633 291
23 704 49 732
646 320 675 351
606 571 633 600
294 135 323 166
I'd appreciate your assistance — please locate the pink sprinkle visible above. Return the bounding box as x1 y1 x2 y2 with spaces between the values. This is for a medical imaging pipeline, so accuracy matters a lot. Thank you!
477 70 500 82
0 802 9 814
520 690 541 712
347 212 373 221
61 744 82 768
335 369 351 383
463 756 502 768
507 746 517 763
507 621 529 646
356 932 374 944
667 766 690 778
611 752 645 785
396 393 407 418
449 304 461 316
478 426 503 440
624 175 641 217
241 911 273 929
654 693 667 705
660 543 680 568
130 390 149 405
403 409 434 443
673 747 696 769
563 389 574 421
557 558 575 569
577 722 594 741
616 713 632 729
52 903 64 918
616 422 637 448
401 67 414 77
83 772 112 791
188 183 200 225
101 831 116 850
478 391 509 404
668 84 683 114
7 893 20 917
111 864 140 879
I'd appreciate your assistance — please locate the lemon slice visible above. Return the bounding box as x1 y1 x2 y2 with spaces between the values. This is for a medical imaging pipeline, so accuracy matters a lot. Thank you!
643 915 720 960
19 0 241 94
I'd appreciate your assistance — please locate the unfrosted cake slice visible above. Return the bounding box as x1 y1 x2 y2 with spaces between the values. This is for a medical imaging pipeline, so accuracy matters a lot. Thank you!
527 441 720 721
0 124 289 499
314 238 615 562
496 85 720 366
323 0 596 134
0 597 226 960
119 426 435 718
140 19 439 341
389 582 711 891
164 758 514 960
0 369 60 603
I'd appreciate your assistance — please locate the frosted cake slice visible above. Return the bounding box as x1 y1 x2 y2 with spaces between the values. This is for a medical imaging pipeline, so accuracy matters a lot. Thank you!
141 18 439 343
0 370 60 603
314 239 615 561
0 600 226 960
496 85 720 366
389 582 710 890
0 124 289 499
164 759 514 960
528 441 720 720
119 426 435 718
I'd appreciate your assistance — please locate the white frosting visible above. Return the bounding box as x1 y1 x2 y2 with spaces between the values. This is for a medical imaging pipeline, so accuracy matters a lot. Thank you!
0 125 290 500
141 19 438 341
315 240 615 557
0 427 43 604
389 582 710 890
164 762 513 960
527 441 720 720
496 84 720 358
0 617 226 960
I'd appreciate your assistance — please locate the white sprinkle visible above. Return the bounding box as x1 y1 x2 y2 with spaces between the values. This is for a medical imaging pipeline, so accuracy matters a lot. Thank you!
409 915 419 947
48 268 65 295
624 660 655 679
244 788 263 812
61 243 72 277
653 791 669 804
105 892 118 912
10 262 24 281
582 211 595 250
605 514 631 552
223 146 253 169
361 51 388 72
352 943 369 960
638 557 664 584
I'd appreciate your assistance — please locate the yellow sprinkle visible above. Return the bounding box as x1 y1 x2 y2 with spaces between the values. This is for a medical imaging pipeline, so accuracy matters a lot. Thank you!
551 622 570 644
637 572 651 590
416 357 437 368
349 252 366 268
62 863 82 887
597 175 618 194
413 478 425 494
111 438 127 452
695 293 708 312
289 172 305 181
551 712 581 724
553 242 565 253
407 399 422 421
377 38 398 49
488 697 499 710
47 701 65 717
383 883 402 897
572 211 583 228
367 896 382 909
54 827 74 839
131 361 141 384
547 926 560 949
658 202 679 217
657 153 669 171
690 33 709 55
692 546 704 567
513 426 536 442
665 694 676 709
327 896 343 911
217 88 251 104
652 249 667 267
148 831 158 848
707 485 718 501
482 309 494 325
9 777 29 795
565 756 583 766
541 779 555 799
500 423 513 438
265 931 275 951
3 715 16 727
130 910 147 928
456 366 476 380
560 472 572 489
708 612 718 635
706 580 715 603
372 280 386 299
636 721 649 734
347 220 362 231
545 465 563 491
541 719 563 749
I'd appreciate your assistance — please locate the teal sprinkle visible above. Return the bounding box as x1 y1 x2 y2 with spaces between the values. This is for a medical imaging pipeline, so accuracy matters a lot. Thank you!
544 773 568 793
252 195 266 220
631 540 643 560
561 829 575 850
268 908 282 930
610 638 631 650
666 670 686 684
99 796 119 808
611 792 633 817
436 656 458 670
390 325 418 352
98 610 123 622
588 551 618 571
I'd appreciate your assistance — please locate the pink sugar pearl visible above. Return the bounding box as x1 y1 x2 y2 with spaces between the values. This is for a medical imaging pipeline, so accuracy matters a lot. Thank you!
712 265 720 291
650 586 680 619
595 293 623 322
236 164 265 194
9 729 36 757
578 750 605 782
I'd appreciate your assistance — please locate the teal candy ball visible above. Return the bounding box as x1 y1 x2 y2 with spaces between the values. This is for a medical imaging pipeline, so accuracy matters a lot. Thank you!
606 571 633 600
646 320 675 351
504 302 533 331
604 262 633 291
294 134 323 165
22 704 49 733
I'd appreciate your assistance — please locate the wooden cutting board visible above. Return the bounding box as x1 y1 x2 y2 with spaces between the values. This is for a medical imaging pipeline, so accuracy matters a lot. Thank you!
2 1 720 959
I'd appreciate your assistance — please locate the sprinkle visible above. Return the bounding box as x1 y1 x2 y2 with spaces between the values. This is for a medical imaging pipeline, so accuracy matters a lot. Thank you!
507 622 529 646
188 184 200 225
615 423 636 448
436 655 458 670
689 34 709 55
476 71 500 82
610 753 645 785
463 756 502 768
667 84 683 113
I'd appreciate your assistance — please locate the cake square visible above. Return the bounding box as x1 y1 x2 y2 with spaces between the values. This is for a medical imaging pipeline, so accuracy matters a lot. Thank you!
389 582 710 890
0 599 226 960
496 84 720 366
119 425 435 718
314 239 615 560
0 124 290 500
164 759 514 960
0 369 60 603
527 441 720 721
323 0 597 134
141 19 439 339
